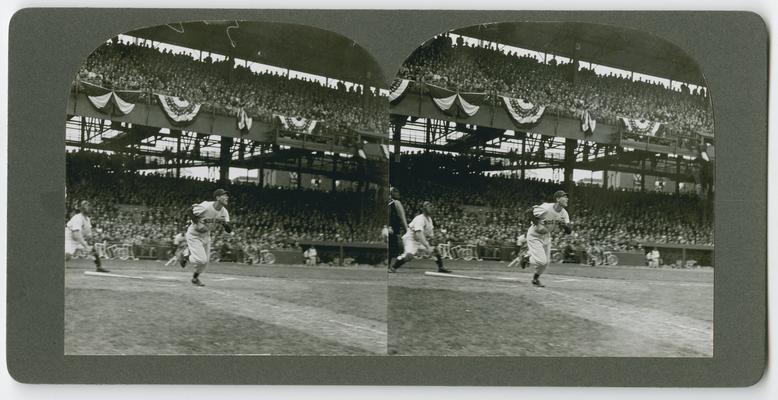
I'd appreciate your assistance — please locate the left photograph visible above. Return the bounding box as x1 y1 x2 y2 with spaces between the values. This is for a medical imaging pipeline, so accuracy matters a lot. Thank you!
64 21 390 355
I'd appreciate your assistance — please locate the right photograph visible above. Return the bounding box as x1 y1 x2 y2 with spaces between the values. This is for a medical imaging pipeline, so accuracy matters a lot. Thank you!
386 22 714 357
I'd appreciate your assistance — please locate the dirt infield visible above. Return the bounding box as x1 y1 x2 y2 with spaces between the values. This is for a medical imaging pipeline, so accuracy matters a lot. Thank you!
65 259 387 355
388 259 713 357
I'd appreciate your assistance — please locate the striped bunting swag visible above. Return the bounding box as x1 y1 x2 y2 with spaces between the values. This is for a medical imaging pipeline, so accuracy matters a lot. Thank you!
158 94 201 125
620 117 661 136
388 79 410 103
276 114 318 134
501 96 545 125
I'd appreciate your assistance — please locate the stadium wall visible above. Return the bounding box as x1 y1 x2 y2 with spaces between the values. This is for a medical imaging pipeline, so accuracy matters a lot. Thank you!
392 91 698 158
67 91 277 141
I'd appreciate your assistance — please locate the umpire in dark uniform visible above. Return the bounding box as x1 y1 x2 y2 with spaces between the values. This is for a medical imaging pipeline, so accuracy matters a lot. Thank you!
388 187 408 271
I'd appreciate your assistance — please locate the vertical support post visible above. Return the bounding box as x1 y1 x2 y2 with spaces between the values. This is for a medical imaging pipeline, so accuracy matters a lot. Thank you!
79 117 86 151
675 155 682 195
520 135 526 180
219 136 233 185
603 169 609 189
425 119 432 153
296 156 302 189
259 163 264 188
331 154 338 192
393 122 402 162
175 130 181 178
563 138 576 192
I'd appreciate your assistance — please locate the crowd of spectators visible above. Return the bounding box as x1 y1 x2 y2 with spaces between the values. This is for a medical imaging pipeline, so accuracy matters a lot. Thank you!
74 39 388 136
397 34 713 139
67 148 713 261
66 151 384 256
393 152 714 252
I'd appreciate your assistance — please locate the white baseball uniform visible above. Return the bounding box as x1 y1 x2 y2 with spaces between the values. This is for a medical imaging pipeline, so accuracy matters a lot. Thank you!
186 201 229 273
527 202 570 274
65 213 92 255
402 213 434 256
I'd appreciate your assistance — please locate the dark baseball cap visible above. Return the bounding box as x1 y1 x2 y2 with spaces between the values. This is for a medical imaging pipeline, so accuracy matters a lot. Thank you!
553 190 568 200
214 188 229 198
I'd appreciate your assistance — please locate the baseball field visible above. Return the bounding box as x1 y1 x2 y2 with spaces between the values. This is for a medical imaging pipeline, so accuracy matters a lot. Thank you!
388 260 713 357
65 259 387 355
66 258 712 357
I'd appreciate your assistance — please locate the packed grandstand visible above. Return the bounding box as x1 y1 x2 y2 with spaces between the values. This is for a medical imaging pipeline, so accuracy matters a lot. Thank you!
67 150 712 261
397 34 712 139
74 38 388 135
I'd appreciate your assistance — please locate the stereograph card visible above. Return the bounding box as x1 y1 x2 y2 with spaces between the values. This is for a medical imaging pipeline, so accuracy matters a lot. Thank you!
5 8 767 387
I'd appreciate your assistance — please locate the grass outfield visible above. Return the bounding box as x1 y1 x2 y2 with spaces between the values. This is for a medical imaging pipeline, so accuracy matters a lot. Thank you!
65 259 387 355
387 259 713 357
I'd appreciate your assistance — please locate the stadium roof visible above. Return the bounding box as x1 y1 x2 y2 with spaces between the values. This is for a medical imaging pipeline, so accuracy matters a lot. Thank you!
455 22 705 86
127 21 386 87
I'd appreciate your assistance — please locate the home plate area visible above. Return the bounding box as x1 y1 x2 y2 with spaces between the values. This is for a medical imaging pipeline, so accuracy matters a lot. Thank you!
65 259 387 355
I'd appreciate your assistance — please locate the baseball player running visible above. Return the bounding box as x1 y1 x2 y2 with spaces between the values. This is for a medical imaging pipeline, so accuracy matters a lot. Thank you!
65 200 109 272
388 201 451 274
526 190 573 287
183 189 232 286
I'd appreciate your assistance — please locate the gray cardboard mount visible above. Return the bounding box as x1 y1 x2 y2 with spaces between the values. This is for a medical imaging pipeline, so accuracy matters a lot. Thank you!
6 9 767 386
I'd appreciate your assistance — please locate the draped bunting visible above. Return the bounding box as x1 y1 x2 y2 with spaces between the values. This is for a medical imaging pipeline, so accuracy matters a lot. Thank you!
114 89 145 104
426 84 481 117
275 114 318 134
112 92 136 115
456 94 480 116
620 117 661 136
388 79 410 103
157 94 201 125
87 92 135 116
580 110 597 135
236 107 253 135
501 96 545 125
432 94 458 112
87 92 113 112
